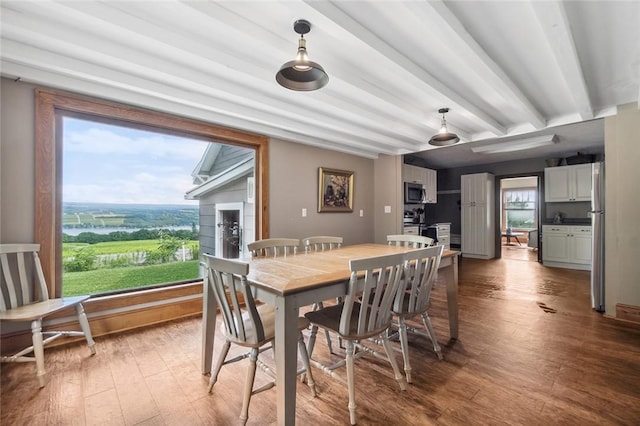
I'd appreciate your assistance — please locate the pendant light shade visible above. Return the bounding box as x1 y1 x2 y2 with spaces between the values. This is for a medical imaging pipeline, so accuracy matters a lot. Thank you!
276 19 328 91
429 108 460 146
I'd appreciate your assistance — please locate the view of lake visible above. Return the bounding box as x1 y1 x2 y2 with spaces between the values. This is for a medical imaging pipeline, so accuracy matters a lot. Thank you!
62 225 194 236
62 202 199 237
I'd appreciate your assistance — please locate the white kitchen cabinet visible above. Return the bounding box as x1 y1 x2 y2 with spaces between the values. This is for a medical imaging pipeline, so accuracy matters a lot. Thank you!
461 173 495 259
542 225 592 270
545 164 592 202
403 164 437 204
423 168 437 203
403 225 419 236
424 223 451 249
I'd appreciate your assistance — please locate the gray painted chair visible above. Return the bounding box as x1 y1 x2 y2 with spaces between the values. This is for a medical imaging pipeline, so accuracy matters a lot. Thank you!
302 236 344 354
391 245 444 383
203 254 316 425
305 252 406 425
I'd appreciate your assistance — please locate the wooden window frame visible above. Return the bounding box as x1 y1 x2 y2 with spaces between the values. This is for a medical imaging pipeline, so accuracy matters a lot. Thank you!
35 88 270 297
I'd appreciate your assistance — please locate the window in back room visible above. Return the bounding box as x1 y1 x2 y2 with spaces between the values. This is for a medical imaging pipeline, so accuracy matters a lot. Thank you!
500 177 538 241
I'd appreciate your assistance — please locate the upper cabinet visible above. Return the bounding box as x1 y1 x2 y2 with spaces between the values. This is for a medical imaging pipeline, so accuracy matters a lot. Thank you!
461 173 495 259
545 164 592 202
403 164 437 203
461 171 489 205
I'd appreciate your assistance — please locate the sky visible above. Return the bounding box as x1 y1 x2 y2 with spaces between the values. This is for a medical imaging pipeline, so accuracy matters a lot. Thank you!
63 117 209 205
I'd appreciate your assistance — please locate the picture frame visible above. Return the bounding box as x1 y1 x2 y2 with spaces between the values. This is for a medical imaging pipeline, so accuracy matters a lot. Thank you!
318 167 354 213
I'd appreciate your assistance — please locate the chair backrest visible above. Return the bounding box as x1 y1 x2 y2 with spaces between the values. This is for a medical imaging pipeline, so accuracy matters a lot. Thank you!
387 234 434 248
393 245 443 315
302 236 343 252
202 254 265 345
340 252 405 338
247 238 300 257
0 244 50 312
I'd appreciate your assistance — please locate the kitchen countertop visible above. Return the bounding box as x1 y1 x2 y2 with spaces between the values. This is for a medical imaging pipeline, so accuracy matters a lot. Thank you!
543 219 591 226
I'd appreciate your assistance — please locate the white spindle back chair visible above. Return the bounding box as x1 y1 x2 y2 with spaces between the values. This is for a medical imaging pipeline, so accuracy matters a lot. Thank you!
302 236 343 253
392 245 444 383
305 252 407 425
0 244 96 387
247 238 299 257
203 254 315 425
387 234 434 248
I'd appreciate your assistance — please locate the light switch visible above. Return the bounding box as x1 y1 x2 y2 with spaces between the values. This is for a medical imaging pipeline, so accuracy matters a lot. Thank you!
359 209 364 217
302 208 307 217
384 205 391 213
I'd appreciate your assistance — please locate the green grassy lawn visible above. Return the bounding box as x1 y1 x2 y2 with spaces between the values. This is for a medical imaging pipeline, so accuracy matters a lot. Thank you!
63 260 200 296
62 240 163 257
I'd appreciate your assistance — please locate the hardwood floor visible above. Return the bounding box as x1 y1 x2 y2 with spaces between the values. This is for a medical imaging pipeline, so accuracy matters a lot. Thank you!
2 256 640 425
500 244 538 262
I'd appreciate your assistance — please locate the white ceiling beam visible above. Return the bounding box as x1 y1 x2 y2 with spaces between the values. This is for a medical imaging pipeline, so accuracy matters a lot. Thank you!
1 59 384 160
0 8 419 153
530 0 593 121
416 1 546 130
304 0 507 136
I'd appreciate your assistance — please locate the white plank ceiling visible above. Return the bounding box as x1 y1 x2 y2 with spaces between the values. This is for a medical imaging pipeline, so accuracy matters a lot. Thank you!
1 1 638 168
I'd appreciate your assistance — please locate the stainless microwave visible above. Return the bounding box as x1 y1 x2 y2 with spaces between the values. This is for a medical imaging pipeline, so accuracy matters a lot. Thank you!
404 182 426 204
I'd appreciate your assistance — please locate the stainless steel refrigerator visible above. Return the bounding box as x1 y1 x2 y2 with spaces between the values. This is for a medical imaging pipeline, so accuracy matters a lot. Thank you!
590 162 605 312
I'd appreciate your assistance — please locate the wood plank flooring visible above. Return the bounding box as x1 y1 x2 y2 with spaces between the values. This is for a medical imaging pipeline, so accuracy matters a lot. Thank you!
2 256 640 425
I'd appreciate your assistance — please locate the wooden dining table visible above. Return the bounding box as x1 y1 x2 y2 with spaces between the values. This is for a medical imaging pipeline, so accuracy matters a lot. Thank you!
201 243 460 425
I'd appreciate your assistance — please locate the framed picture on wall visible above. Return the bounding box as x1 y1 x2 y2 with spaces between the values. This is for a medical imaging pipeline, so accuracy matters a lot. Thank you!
318 167 354 213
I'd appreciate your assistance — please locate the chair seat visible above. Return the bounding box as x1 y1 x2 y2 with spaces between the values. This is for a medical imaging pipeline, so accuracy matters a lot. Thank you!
222 304 310 347
304 302 388 340
0 296 90 321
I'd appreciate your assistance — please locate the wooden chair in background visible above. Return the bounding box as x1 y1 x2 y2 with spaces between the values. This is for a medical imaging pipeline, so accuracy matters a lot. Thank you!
391 245 444 383
247 238 299 257
302 236 344 354
0 244 96 387
387 234 434 248
203 254 316 425
302 236 343 252
305 252 407 425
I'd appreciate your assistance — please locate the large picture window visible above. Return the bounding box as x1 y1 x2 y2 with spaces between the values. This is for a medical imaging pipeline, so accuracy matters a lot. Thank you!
35 89 268 297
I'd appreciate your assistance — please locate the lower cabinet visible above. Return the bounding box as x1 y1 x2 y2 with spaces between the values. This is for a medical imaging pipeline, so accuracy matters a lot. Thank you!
403 225 419 236
542 225 592 270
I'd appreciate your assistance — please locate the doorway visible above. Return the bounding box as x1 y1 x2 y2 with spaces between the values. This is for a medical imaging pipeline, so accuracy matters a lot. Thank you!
215 203 244 259
498 176 541 262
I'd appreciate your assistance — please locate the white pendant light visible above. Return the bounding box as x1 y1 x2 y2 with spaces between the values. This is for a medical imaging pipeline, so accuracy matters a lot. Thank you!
276 19 329 91
429 108 460 146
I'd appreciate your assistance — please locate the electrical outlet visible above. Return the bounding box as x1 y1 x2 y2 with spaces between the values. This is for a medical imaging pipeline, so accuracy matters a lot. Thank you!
360 209 364 217
384 205 391 213
302 208 307 217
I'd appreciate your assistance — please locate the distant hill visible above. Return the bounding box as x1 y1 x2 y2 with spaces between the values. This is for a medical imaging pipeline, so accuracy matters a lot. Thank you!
63 202 198 229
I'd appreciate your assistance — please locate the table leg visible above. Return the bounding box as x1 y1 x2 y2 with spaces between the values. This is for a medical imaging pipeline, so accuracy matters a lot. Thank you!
202 275 217 374
443 255 459 339
275 295 299 425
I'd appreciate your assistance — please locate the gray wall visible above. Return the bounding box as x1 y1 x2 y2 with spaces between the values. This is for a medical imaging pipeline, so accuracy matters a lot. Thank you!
269 138 375 244
1 78 36 243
